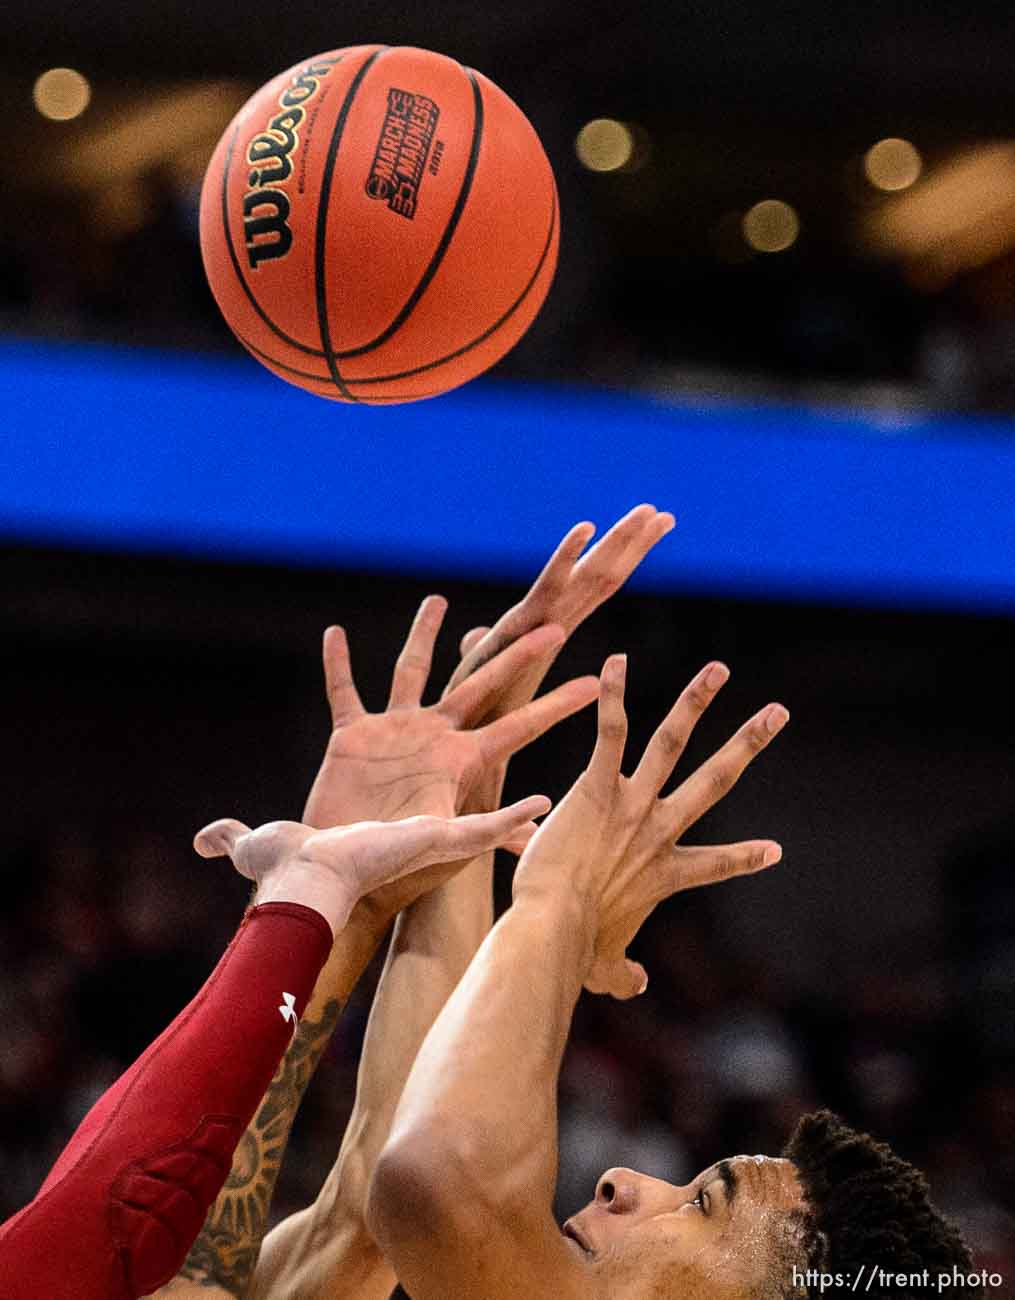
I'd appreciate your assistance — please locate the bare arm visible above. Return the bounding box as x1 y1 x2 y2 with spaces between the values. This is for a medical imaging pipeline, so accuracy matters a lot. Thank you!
374 886 593 1300
155 601 595 1299
247 839 498 1300
368 656 789 1300
250 507 676 1299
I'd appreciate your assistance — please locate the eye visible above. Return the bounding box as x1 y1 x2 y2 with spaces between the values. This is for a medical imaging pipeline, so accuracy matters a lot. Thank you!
692 1186 711 1215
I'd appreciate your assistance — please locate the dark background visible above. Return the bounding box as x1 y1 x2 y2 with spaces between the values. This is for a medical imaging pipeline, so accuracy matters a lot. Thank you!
7 0 1015 409
2 545 1013 1279
1 0 1014 1288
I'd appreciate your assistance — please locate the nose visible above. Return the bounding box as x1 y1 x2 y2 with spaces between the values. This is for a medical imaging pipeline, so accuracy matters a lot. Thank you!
594 1167 642 1214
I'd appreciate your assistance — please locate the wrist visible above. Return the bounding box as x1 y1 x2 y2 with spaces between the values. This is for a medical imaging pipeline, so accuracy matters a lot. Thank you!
342 893 395 950
395 860 494 964
508 884 597 984
255 861 358 940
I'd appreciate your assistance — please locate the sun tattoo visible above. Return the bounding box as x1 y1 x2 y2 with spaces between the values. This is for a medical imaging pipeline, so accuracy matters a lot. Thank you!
175 998 341 1294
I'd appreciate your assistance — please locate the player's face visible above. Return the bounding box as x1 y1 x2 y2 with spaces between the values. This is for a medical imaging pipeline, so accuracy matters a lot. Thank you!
561 1154 804 1300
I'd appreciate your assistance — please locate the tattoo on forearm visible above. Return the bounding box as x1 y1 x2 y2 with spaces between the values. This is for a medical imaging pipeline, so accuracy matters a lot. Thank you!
175 998 342 1295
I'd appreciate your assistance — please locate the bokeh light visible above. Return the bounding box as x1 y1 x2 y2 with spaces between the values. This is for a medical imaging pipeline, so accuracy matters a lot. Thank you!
742 199 800 253
33 67 91 121
864 137 923 192
576 118 634 172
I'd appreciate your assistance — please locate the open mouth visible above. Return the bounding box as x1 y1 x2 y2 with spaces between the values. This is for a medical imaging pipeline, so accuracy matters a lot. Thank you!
561 1220 594 1257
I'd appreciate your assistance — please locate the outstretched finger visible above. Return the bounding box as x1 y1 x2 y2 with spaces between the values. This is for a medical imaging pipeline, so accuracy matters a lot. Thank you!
572 504 653 584
443 521 595 694
439 624 567 726
194 817 251 862
521 518 598 617
476 674 601 765
664 703 790 830
588 654 629 779
388 595 448 710
422 795 553 864
670 839 782 893
631 661 730 797
459 626 491 659
623 505 676 565
585 955 649 1000
323 626 365 727
570 505 674 615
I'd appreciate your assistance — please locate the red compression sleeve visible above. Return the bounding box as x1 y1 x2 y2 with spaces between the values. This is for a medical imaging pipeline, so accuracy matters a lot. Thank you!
0 902 332 1300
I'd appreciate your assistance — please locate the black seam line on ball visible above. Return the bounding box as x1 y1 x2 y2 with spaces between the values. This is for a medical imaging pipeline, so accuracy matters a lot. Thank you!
329 63 485 361
239 335 440 401
236 334 439 400
220 57 349 359
222 57 482 368
235 179 557 391
345 178 557 385
315 47 391 400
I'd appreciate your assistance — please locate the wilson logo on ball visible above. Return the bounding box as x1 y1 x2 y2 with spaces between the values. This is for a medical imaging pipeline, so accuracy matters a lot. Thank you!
242 55 341 268
364 88 441 220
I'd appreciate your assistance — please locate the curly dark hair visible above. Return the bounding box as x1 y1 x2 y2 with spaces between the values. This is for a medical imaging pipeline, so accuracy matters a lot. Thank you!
779 1111 983 1299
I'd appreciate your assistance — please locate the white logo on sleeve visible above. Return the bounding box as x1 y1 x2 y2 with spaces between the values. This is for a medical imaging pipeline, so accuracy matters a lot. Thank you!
279 992 298 1026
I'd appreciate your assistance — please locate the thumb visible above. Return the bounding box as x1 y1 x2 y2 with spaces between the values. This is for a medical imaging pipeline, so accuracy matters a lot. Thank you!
194 818 251 863
613 958 649 1000
586 956 648 1001
459 626 491 659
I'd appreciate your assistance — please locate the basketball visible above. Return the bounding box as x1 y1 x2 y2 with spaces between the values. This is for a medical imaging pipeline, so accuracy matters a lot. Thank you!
199 45 559 404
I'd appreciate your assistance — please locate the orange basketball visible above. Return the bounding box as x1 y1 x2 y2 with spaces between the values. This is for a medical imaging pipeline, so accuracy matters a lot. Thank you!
199 45 559 404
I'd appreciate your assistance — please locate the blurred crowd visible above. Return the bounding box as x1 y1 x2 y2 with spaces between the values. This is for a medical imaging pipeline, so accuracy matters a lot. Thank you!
8 167 1015 413
1 816 1011 1282
0 171 223 356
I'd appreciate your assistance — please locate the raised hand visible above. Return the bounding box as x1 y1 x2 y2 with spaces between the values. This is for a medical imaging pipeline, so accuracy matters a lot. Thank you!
512 655 788 1000
444 504 675 723
195 796 551 937
302 597 598 833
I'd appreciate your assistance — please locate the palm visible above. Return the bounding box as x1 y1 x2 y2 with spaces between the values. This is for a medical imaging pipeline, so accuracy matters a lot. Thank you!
512 773 655 992
298 600 598 921
305 709 484 828
348 841 466 922
307 705 562 921
583 831 681 995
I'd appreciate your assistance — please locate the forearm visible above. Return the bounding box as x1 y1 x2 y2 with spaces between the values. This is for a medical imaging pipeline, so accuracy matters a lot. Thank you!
0 904 332 1300
266 851 498 1300
164 904 386 1298
378 886 594 1214
336 851 495 1182
320 767 505 1220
